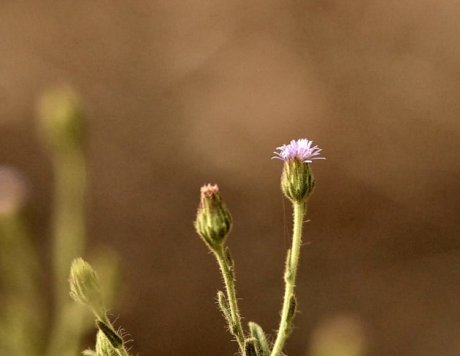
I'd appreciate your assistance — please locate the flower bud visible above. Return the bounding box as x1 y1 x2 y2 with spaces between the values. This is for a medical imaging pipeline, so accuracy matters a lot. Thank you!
194 184 232 250
69 258 104 318
36 85 85 154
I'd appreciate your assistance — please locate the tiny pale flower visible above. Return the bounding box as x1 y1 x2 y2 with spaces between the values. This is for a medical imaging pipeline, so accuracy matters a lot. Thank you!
273 139 324 202
272 139 325 163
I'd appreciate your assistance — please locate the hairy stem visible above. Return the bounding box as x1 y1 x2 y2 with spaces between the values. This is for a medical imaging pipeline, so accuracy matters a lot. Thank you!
271 201 306 356
214 246 245 352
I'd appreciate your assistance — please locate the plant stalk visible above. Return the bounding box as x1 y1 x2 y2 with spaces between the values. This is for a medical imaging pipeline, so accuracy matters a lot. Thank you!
46 150 88 356
271 201 306 356
214 245 245 352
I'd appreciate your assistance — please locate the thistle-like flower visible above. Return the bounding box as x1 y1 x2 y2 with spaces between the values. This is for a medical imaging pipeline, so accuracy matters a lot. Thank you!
273 139 325 202
194 184 232 250
272 139 325 163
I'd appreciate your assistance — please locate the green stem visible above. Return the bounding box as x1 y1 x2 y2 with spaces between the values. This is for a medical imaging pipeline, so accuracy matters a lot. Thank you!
214 246 245 352
53 151 87 306
271 201 305 356
46 150 88 356
0 214 44 355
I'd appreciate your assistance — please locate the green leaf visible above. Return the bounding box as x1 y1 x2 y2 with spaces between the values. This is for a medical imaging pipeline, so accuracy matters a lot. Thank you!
248 322 270 356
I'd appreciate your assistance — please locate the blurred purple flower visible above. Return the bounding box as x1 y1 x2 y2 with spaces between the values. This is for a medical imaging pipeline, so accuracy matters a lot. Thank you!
272 139 325 163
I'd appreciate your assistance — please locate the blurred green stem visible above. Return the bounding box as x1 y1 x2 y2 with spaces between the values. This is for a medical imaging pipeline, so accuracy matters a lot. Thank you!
0 214 43 355
271 201 305 356
46 150 88 356
53 151 87 305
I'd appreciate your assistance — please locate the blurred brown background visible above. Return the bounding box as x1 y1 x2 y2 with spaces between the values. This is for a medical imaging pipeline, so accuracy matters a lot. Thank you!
1 1 460 355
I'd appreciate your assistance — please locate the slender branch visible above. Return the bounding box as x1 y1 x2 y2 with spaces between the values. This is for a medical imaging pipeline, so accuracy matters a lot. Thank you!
53 152 87 305
0 214 43 355
271 201 306 356
46 151 88 356
214 246 245 352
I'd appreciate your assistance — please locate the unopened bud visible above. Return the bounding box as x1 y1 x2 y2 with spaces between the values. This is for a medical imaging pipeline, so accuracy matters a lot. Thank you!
194 184 232 250
69 258 104 318
37 85 85 154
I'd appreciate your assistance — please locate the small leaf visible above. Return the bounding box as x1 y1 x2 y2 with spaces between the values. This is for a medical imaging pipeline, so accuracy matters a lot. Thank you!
287 295 297 322
284 250 292 282
285 294 298 337
248 322 270 356
217 290 232 326
244 338 259 356
96 320 123 348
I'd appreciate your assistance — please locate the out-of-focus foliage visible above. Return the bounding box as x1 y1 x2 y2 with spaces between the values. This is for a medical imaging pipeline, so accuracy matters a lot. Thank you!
0 87 119 356
309 314 368 356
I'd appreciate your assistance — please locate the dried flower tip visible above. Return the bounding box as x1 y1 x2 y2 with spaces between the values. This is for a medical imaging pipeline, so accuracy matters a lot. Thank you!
69 258 105 318
200 183 219 199
194 184 232 250
273 139 324 202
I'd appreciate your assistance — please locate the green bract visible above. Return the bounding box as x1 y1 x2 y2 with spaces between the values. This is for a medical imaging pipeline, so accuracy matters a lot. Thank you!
281 158 315 203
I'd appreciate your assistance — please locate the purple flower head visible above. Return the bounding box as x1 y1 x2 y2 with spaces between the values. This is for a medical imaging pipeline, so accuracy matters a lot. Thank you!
272 139 325 163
